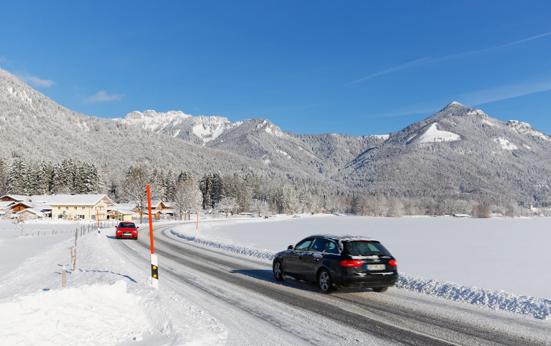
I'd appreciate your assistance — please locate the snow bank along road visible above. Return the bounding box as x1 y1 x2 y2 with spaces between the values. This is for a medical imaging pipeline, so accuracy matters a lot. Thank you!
113 222 551 346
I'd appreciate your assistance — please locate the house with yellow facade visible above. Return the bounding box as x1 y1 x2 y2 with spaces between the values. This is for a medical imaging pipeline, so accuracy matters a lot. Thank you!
50 194 114 221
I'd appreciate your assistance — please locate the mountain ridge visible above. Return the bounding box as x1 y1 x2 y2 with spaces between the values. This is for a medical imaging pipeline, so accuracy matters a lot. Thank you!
1 67 550 207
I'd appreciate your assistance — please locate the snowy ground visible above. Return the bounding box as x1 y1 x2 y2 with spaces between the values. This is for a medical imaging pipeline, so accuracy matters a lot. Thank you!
1 217 550 345
0 220 226 345
168 215 551 319
0 221 80 274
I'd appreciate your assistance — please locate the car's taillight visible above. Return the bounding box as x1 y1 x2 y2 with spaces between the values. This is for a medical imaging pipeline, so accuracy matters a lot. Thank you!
388 259 397 267
339 259 364 268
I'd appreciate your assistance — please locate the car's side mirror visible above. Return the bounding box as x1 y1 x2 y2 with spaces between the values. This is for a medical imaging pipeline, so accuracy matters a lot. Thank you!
288 245 294 250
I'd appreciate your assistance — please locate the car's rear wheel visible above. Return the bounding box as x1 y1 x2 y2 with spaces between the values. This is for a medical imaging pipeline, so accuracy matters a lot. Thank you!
318 269 333 294
273 260 284 281
373 287 388 293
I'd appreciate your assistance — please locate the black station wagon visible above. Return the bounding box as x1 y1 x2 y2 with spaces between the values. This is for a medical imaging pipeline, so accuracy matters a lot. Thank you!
273 235 398 293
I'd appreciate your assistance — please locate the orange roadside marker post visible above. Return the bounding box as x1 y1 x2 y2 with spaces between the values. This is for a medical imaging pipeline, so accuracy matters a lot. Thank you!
146 184 159 289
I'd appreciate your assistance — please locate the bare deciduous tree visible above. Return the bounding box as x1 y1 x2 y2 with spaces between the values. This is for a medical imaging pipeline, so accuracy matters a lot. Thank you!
122 166 149 223
215 197 239 217
173 178 202 220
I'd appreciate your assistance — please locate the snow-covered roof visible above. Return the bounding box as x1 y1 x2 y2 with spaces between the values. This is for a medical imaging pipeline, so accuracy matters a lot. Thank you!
108 203 138 214
16 208 44 217
28 195 56 204
9 201 33 209
48 194 113 206
0 194 29 202
150 200 172 209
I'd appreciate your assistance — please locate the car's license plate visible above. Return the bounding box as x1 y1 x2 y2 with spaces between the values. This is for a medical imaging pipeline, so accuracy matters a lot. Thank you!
123 232 131 236
367 264 385 271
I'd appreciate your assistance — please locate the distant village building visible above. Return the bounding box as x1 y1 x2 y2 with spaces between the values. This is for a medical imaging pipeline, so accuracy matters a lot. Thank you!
8 201 32 213
16 209 44 221
0 194 176 222
149 200 175 219
0 194 52 220
107 203 136 222
50 194 114 221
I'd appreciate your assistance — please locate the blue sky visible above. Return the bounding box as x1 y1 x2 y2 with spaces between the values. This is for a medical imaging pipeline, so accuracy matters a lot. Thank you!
1 1 550 135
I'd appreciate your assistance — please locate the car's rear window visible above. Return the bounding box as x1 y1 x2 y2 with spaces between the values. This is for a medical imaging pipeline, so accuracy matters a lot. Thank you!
119 222 136 228
344 241 390 256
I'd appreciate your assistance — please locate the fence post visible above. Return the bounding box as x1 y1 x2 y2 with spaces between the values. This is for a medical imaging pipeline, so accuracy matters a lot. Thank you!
61 265 67 288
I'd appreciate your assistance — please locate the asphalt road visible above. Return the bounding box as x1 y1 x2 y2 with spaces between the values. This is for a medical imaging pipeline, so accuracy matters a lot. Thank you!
113 223 551 346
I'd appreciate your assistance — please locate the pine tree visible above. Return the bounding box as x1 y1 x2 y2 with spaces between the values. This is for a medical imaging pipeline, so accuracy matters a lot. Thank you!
7 159 26 194
22 161 40 195
211 173 224 207
73 163 86 193
0 159 7 195
53 160 76 193
177 171 191 184
108 181 120 201
87 163 100 193
73 162 99 193
150 168 164 200
162 170 176 201
199 174 212 209
37 162 54 194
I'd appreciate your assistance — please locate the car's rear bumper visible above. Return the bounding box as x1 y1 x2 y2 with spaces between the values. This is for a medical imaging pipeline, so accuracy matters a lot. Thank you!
336 272 398 288
116 233 137 239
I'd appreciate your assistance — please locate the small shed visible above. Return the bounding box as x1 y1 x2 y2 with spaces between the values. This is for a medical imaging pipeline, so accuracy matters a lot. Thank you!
16 209 44 221
9 201 32 213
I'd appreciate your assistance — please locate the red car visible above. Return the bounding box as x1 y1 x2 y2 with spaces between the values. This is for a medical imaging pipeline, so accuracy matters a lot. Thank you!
115 222 139 240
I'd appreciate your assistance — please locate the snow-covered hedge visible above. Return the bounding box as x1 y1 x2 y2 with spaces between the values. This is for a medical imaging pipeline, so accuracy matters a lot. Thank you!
397 274 551 320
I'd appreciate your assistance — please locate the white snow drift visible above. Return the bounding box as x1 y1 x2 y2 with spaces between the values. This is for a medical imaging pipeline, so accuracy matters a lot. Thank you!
0 281 150 346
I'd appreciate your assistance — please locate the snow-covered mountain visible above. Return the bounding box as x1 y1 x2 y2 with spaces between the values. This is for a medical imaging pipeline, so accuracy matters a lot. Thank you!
118 109 379 177
118 110 237 145
0 68 328 185
343 101 551 205
1 66 551 206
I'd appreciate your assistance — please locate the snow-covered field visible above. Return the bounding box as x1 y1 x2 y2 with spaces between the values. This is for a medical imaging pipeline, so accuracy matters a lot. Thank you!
168 215 551 319
0 221 226 345
0 221 80 274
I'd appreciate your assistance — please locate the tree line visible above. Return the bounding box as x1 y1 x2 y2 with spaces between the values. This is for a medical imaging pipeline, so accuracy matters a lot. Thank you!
0 158 100 195
0 158 534 218
119 167 338 218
